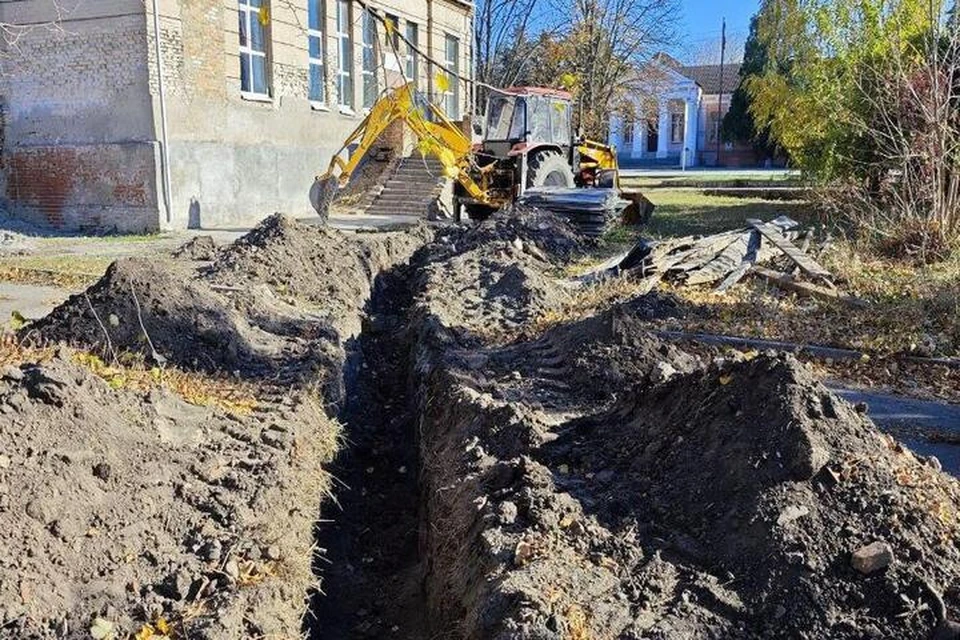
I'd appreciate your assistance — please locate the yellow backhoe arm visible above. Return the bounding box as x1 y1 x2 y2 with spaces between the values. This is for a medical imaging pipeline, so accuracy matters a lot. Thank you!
310 83 491 218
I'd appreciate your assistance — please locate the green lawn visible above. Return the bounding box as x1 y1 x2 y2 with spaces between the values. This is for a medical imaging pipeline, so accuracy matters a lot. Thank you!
641 190 816 238
621 170 802 189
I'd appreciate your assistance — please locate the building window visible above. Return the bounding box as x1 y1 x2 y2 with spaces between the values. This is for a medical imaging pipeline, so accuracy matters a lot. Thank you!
622 113 635 146
707 110 721 144
405 22 419 86
443 34 460 120
308 0 325 104
385 13 400 51
335 0 353 110
361 8 378 109
238 0 269 96
671 112 684 144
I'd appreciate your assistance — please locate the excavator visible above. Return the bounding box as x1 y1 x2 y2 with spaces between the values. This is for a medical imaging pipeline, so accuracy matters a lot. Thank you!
309 82 649 227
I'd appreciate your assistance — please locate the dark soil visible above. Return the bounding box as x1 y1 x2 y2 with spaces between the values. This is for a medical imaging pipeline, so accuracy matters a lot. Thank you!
308 258 426 639
402 207 960 639
0 353 338 639
4 215 432 638
172 235 218 261
7 205 960 640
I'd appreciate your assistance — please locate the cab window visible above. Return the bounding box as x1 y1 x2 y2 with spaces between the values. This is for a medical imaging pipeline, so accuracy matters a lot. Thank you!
551 100 571 144
528 96 551 143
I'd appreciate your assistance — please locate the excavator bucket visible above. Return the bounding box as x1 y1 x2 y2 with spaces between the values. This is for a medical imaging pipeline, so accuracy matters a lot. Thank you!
309 174 340 222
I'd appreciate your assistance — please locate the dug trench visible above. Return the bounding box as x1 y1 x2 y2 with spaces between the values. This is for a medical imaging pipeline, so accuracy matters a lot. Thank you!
5 210 960 639
313 208 960 639
307 250 427 637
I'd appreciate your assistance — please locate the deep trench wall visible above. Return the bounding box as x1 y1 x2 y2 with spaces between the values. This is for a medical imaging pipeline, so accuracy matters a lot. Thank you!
0 0 161 232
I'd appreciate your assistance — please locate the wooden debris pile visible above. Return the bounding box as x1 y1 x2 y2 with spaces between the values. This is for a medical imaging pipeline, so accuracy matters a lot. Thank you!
615 217 863 305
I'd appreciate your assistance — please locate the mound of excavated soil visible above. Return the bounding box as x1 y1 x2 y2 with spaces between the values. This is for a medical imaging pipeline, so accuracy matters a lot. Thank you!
544 355 960 637
405 209 960 640
28 258 344 399
0 353 336 639
207 214 431 338
30 215 431 403
417 336 960 638
411 208 588 344
5 215 435 638
172 235 218 261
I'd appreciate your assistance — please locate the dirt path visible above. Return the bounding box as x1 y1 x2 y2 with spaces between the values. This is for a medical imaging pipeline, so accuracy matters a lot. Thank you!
308 260 427 639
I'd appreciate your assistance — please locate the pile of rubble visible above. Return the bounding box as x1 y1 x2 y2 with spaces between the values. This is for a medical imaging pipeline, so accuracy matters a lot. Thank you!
613 216 860 304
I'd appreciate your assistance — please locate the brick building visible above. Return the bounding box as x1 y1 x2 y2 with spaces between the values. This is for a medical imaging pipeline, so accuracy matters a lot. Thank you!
609 53 760 168
0 0 473 231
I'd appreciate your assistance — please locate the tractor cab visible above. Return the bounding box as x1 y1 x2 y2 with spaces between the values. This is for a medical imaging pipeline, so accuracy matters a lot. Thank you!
459 87 580 215
482 87 575 159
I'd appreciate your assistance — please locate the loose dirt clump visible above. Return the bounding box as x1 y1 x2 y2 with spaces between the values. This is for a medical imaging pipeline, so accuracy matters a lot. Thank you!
0 352 336 639
172 235 218 261
411 207 588 344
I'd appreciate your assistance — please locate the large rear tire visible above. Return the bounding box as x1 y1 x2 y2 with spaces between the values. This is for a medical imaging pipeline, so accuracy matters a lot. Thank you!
465 203 497 221
527 151 575 189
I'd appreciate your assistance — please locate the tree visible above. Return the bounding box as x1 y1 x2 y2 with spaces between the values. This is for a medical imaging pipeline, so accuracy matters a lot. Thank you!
543 0 681 139
722 11 778 160
746 0 960 259
474 0 548 91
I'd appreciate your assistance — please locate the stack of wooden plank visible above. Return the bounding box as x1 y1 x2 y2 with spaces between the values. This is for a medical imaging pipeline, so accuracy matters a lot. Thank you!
613 217 863 305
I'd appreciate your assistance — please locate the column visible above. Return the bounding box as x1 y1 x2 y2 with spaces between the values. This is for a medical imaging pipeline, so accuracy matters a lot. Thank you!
656 100 670 159
684 95 699 168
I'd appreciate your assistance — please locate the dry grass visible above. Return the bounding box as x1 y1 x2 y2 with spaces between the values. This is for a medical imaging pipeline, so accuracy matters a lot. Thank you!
0 255 111 289
72 351 259 415
641 190 816 238
600 190 960 359
653 240 960 360
0 334 259 415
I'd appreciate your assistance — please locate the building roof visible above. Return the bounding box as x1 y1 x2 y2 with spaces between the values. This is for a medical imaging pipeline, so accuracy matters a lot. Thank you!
679 63 742 95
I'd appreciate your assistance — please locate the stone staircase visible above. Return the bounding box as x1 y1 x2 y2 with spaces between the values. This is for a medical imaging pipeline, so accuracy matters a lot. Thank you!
364 155 448 217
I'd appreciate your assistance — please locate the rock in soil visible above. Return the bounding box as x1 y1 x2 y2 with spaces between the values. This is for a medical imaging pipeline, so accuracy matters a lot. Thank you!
851 541 895 575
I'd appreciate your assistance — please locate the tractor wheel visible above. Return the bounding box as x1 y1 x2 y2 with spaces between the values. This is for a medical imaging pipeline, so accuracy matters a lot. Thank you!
527 151 575 189
465 203 496 221
597 169 617 189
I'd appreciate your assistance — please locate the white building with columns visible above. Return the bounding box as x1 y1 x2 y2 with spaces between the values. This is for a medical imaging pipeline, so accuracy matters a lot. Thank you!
609 54 752 168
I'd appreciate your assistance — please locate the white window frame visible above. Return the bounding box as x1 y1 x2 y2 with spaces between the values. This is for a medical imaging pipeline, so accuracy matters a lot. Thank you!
384 13 400 51
443 33 460 120
335 0 353 112
671 112 684 144
238 0 270 99
361 8 378 109
308 0 326 108
623 113 635 145
405 22 419 87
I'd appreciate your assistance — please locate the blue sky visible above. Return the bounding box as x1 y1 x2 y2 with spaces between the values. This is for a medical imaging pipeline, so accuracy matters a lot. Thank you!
679 0 759 62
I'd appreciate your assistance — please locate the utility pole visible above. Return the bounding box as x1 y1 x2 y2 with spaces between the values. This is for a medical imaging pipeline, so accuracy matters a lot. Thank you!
717 17 726 167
